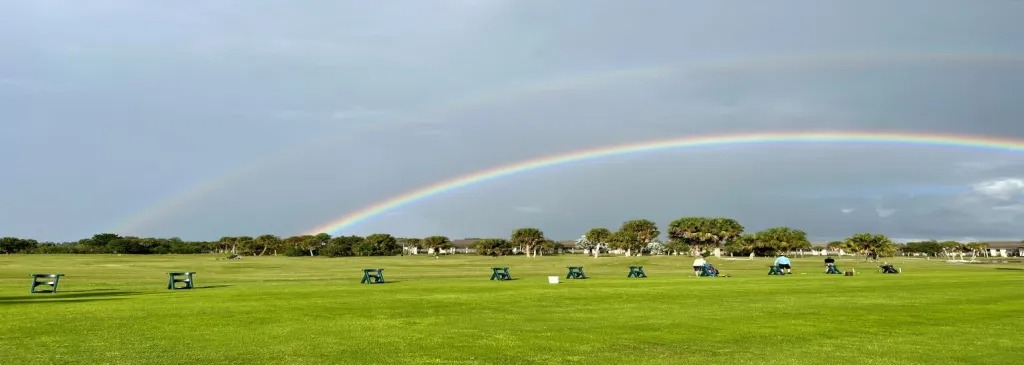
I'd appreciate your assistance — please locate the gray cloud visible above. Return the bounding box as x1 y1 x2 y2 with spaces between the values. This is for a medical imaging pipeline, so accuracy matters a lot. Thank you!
1 0 1023 241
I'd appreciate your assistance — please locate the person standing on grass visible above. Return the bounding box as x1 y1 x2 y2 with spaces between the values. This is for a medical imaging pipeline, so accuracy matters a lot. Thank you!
774 254 792 274
692 256 706 276
824 256 836 272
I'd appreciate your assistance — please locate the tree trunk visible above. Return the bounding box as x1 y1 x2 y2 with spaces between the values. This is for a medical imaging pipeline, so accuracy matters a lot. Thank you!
308 249 314 256
259 245 268 256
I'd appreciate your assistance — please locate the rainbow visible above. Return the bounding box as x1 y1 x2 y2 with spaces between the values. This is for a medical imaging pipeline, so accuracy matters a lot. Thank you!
306 130 1024 235
109 65 673 235
113 50 1024 235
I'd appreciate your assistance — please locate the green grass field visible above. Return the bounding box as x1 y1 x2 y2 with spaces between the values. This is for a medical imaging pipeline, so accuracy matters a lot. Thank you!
1 254 1021 365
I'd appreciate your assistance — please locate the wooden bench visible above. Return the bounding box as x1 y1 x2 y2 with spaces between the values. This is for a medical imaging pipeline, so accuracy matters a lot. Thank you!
30 274 64 293
361 268 385 284
627 266 646 278
490 267 511 281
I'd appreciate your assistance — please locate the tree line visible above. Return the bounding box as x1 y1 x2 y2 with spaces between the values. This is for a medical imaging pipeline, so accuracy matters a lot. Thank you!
0 233 440 257
1 216 1014 257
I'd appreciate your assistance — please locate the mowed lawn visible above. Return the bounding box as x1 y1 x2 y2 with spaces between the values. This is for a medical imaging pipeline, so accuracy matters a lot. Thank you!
1 254 1021 365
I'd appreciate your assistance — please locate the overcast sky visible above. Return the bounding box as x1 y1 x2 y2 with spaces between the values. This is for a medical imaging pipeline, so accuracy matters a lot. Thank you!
3 0 1024 242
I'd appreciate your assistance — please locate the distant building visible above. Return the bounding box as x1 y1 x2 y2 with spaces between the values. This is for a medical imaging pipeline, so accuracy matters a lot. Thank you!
981 241 1024 257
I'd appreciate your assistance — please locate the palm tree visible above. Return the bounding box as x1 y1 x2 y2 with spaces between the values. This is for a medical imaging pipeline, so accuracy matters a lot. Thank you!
585 228 612 257
254 234 280 256
235 236 255 255
710 218 745 257
217 236 236 254
422 236 452 255
668 217 744 257
511 228 545 257
965 242 989 258
843 233 895 262
618 219 659 256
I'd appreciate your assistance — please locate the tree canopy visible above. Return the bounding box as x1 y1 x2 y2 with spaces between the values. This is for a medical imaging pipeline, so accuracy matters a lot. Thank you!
2 216 1009 259
667 217 744 256
511 227 545 257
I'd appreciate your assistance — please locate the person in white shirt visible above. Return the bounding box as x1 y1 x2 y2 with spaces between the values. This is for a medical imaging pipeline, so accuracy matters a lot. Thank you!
692 256 706 276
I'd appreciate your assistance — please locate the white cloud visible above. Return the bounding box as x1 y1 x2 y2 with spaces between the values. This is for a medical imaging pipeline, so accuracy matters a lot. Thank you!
415 129 449 136
514 206 543 213
991 203 1024 211
269 108 394 122
840 208 855 214
0 77 67 93
875 207 896 217
331 107 394 121
953 160 1018 176
273 110 315 120
971 178 1024 200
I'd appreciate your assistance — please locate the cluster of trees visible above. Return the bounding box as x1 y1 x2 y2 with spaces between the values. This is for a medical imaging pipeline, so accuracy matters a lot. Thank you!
469 228 572 256
897 240 998 258
0 234 213 255
575 217 993 260
0 233 443 257
2 216 1015 258
575 217 805 257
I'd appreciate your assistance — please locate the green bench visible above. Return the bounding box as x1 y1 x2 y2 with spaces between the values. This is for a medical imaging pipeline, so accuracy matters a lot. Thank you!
167 272 196 290
490 267 511 281
627 266 646 278
768 265 784 275
566 266 587 279
30 274 64 293
361 268 385 284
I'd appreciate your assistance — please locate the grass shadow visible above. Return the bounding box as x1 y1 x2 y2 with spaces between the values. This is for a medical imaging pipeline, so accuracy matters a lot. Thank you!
359 280 398 284
994 267 1023 271
0 290 143 304
0 297 128 305
61 288 122 292
195 284 233 289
